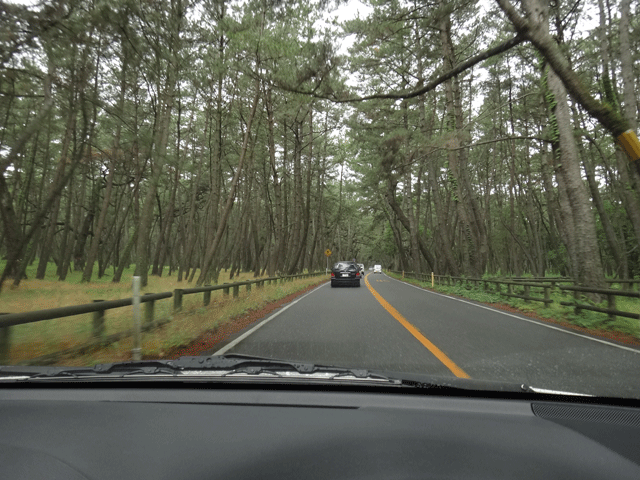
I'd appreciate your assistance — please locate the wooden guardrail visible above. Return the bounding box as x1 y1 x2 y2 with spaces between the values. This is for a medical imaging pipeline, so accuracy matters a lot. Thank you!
390 271 639 323
0 292 172 366
481 279 553 305
604 279 640 291
173 272 321 312
558 285 640 321
0 271 326 365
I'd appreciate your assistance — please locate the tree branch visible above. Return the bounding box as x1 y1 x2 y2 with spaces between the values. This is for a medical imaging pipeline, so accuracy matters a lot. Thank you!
495 0 630 139
276 35 525 103
446 135 549 151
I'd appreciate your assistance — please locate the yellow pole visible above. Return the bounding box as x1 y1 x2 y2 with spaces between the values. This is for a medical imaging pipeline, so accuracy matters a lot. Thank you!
618 130 640 161
432 272 434 288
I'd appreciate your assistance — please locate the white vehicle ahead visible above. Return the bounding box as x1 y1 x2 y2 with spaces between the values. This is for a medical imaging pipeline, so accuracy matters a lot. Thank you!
374 265 382 274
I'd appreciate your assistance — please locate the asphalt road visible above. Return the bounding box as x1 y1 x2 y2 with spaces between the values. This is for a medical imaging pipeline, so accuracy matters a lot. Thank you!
212 272 640 398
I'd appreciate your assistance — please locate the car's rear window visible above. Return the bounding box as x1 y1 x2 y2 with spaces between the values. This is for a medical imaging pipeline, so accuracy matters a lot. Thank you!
333 262 356 270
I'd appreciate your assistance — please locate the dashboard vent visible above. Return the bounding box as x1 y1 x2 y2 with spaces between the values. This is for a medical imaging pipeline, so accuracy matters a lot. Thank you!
532 403 640 428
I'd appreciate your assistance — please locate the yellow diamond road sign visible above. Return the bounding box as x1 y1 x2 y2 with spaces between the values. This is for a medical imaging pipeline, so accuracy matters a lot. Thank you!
325 249 332 257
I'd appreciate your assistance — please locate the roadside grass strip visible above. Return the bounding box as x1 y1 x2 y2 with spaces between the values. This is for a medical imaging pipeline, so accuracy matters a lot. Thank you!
1 263 326 365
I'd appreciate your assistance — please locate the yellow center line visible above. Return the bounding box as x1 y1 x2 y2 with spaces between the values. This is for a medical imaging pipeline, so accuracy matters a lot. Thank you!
364 273 470 379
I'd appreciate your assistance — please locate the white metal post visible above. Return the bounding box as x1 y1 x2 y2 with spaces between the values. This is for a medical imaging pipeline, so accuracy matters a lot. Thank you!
132 276 141 361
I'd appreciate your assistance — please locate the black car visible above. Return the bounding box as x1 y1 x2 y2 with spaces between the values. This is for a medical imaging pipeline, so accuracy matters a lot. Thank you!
331 261 362 287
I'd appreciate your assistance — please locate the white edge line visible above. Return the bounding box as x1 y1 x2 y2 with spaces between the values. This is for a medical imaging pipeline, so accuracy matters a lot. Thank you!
213 282 328 355
389 275 640 355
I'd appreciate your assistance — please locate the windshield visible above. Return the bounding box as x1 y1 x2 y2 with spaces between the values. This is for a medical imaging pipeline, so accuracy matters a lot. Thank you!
1 0 639 399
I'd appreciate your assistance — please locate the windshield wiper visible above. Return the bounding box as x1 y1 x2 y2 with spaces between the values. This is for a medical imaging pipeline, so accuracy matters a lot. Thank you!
0 355 590 396
0 354 396 383
1 361 182 380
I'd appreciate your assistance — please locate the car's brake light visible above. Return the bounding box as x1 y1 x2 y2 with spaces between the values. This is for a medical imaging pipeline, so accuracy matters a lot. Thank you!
331 272 335 277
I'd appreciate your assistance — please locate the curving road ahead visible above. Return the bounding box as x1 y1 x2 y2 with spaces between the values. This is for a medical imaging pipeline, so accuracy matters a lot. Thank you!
211 272 640 398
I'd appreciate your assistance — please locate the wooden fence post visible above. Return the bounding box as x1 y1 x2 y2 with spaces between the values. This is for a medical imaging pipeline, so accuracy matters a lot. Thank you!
174 289 183 313
143 294 155 325
223 284 230 296
233 285 239 298
203 288 211 306
544 286 550 305
524 285 530 303
92 300 106 338
607 294 616 322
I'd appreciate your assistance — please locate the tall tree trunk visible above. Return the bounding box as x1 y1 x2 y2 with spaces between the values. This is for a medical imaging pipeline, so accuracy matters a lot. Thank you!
288 109 313 274
82 157 115 282
196 80 261 286
0 176 23 279
35 107 76 279
266 86 283 277
134 86 176 286
427 156 459 276
57 180 74 280
542 29 604 286
385 183 435 272
619 0 636 133
134 0 183 286
439 5 485 276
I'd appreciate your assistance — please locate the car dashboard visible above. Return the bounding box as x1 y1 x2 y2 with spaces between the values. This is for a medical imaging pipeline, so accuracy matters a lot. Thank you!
0 383 639 479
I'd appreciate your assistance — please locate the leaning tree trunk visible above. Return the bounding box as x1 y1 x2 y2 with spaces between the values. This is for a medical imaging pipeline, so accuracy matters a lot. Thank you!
196 80 261 286
540 15 604 287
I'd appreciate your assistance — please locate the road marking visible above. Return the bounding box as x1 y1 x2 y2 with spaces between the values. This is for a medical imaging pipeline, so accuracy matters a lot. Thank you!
364 274 470 378
213 282 328 355
392 276 640 355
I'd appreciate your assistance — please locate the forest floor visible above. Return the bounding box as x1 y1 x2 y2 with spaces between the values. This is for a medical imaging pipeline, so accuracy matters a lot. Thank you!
388 273 640 347
0 262 328 366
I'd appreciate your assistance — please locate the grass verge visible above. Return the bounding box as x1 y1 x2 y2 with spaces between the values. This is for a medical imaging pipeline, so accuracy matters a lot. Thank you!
0 261 327 365
388 273 640 344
